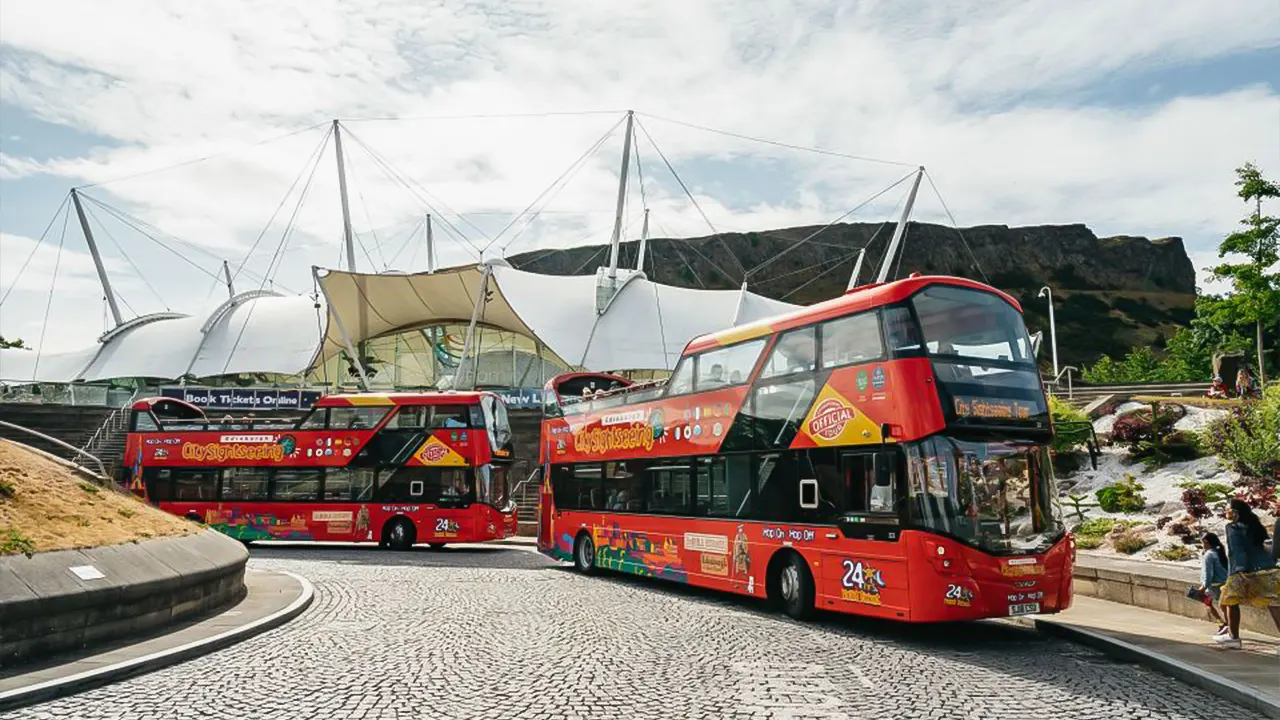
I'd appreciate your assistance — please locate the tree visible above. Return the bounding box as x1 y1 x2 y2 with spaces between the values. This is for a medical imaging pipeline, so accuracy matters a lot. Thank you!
0 336 27 350
1210 162 1280 384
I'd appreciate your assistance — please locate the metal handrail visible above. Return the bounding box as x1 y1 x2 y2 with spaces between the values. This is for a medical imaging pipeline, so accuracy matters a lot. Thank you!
80 407 123 454
0 420 109 478
510 467 541 500
1048 365 1079 399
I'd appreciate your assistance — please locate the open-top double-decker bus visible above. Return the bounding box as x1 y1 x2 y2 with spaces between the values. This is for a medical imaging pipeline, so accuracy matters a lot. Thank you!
537 274 1071 622
123 391 519 549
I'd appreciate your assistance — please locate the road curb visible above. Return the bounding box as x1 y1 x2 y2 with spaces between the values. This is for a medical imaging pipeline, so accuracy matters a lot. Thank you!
0 570 314 713
1033 619 1280 719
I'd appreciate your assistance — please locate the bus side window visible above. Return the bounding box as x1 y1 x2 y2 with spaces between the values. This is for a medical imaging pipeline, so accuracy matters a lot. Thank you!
143 468 172 501
298 409 327 430
172 469 218 501
134 412 160 432
551 465 579 510
647 460 691 515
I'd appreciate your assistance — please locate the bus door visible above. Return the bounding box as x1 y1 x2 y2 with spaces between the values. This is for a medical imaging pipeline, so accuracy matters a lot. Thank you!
819 450 909 617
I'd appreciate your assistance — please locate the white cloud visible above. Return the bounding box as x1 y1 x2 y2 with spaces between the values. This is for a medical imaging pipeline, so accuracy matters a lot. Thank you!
0 0 1278 352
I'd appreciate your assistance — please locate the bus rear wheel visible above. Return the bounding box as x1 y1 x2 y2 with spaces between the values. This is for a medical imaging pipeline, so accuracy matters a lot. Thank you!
384 519 416 551
574 532 596 575
771 552 815 621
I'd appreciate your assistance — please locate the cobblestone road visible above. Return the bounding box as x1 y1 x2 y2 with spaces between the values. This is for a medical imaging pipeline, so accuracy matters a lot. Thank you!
3 544 1263 720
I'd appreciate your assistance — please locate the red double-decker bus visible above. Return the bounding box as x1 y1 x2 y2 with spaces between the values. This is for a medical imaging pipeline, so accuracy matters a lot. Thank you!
122 391 519 550
537 275 1071 622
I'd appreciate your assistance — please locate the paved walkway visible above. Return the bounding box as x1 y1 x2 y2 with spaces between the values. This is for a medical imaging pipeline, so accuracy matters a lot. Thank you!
1031 595 1280 718
0 567 311 711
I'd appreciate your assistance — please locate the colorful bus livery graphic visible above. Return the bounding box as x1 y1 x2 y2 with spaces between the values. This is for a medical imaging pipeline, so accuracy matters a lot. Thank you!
538 274 1070 624
179 434 294 463
124 391 519 550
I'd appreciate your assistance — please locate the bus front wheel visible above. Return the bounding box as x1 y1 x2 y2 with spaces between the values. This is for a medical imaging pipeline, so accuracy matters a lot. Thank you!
770 552 815 621
574 532 596 575
384 519 416 551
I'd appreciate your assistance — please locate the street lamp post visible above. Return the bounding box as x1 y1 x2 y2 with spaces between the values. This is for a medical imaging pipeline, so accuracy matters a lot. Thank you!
1038 286 1059 380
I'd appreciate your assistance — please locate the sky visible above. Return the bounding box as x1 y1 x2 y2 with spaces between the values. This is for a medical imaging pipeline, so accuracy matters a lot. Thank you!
1 0 1278 353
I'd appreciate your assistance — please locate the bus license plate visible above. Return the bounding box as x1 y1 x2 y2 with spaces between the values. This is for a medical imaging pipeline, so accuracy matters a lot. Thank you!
1008 602 1041 616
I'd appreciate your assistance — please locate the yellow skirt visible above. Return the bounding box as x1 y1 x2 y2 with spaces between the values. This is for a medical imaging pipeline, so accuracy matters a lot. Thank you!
1219 568 1280 607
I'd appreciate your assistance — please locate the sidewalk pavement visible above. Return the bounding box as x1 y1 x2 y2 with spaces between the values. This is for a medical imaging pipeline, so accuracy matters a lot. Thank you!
0 567 313 712
1022 595 1279 719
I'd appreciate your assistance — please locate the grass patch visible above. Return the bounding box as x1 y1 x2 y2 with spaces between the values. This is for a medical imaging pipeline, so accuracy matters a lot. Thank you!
0 442 192 554
1112 531 1156 555
0 528 36 555
0 477 14 499
1077 518 1123 537
1151 545 1197 562
1076 535 1105 550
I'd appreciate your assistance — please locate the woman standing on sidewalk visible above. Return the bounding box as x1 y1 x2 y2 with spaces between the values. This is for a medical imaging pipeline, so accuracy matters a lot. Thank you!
1198 532 1228 635
1215 499 1280 649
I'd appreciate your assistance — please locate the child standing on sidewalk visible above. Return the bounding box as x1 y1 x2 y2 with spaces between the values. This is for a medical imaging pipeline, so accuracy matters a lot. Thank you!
1198 533 1228 635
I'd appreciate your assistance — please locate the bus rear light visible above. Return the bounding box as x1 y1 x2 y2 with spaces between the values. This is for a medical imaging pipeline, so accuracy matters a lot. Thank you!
925 539 968 576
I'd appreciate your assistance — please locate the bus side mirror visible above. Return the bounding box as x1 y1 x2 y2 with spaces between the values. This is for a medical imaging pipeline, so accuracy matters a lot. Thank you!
799 478 819 509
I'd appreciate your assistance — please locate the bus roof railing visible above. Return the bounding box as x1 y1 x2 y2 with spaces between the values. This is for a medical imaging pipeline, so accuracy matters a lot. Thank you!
559 377 668 409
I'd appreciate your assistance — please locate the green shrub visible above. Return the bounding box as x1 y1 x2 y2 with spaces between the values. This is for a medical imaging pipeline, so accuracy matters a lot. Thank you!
117 508 136 519
1050 396 1089 453
1112 530 1155 554
1077 518 1116 536
1151 545 1197 562
1212 386 1280 481
78 482 100 495
0 477 14 499
1075 535 1105 550
1096 474 1146 514
0 528 35 555
1177 481 1233 503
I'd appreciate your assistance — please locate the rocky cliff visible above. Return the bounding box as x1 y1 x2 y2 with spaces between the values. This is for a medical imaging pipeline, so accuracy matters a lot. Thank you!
508 222 1197 368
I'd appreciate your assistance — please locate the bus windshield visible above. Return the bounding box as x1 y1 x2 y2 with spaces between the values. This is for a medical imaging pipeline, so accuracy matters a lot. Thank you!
912 285 1034 366
905 436 1063 555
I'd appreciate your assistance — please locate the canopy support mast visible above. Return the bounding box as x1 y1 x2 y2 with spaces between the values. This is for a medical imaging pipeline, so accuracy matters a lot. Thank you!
845 249 867 291
457 264 492 389
875 166 925 284
333 120 357 273
635 208 650 273
313 266 370 392
222 260 236 298
426 214 435 273
71 189 123 327
607 111 635 281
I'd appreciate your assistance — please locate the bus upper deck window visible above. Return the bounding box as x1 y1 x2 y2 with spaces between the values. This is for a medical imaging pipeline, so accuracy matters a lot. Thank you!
884 306 922 353
133 412 160 432
298 409 327 430
430 406 469 429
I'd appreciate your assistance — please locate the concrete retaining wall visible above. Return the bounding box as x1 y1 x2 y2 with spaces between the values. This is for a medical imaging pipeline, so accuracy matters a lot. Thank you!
0 529 248 668
1075 553 1278 637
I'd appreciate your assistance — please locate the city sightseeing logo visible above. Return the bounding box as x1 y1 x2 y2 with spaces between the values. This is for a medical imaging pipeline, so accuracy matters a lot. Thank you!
572 423 656 455
808 398 854 441
420 443 449 463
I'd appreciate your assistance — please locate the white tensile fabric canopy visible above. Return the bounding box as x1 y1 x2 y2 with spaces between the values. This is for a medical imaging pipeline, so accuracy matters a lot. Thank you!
0 293 323 384
0 262 799 384
319 262 799 372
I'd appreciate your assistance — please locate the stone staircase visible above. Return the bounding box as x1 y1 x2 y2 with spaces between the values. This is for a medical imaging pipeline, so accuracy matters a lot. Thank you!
0 403 118 471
